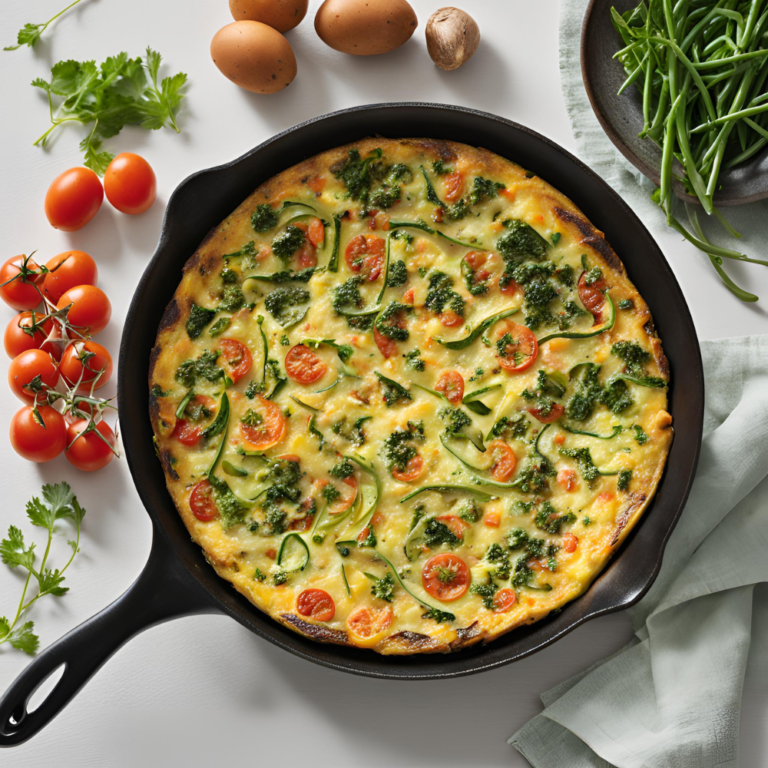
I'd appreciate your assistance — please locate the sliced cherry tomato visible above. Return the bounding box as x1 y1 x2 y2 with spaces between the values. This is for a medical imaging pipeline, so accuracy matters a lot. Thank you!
557 468 579 492
344 234 385 280
443 171 465 202
487 440 517 482
496 321 538 373
189 479 219 521
439 310 464 328
493 588 517 613
0 256 44 311
57 285 112 335
562 532 579 553
10 405 67 463
103 153 157 215
240 395 286 451
284 344 327 384
435 514 470 540
65 419 116 472
307 218 326 247
392 454 424 483
373 326 399 359
43 251 98 302
464 251 488 270
578 271 607 320
45 167 104 231
528 402 564 424
60 340 113 391
219 339 252 383
432 206 444 223
326 476 358 515
296 242 318 269
8 349 59 403
435 370 464 404
421 553 471 602
500 279 520 296
297 589 335 622
346 606 393 639
173 419 202 446
4 312 54 359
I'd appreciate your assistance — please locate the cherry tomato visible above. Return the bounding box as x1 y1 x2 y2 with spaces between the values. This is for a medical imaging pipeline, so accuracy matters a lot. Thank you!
8 349 59 403
563 532 579 553
528 402 564 424
0 255 44 311
4 312 54 359
219 339 252 383
173 419 202 446
346 606 393 640
103 153 157 215
45 167 104 231
578 270 607 320
373 320 404 360
10 405 67 463
557 468 579 492
435 514 470 540
435 370 464 404
297 589 335 622
439 310 464 328
487 440 517 483
421 553 471 602
442 171 465 202
189 480 219 521
60 340 113 391
43 251 98 303
344 234 385 280
500 279 520 296
295 242 317 269
307 218 326 247
391 454 423 482
239 395 286 451
57 285 112 335
496 321 538 373
493 588 517 613
65 419 116 472
284 344 327 385
327 476 358 515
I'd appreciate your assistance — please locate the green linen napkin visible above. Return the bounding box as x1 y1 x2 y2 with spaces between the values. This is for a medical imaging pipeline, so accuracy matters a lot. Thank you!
508 3 768 766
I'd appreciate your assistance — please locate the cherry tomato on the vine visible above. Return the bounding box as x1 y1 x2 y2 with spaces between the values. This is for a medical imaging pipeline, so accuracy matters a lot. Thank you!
60 340 113 391
4 312 54 359
45 167 104 232
10 405 67 463
8 349 59 403
57 285 112 335
43 251 98 303
65 419 116 472
0 256 44 311
104 153 157 215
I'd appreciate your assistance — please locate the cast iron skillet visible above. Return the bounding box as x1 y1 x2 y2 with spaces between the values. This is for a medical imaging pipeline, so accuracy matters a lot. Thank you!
582 0 768 206
0 103 704 747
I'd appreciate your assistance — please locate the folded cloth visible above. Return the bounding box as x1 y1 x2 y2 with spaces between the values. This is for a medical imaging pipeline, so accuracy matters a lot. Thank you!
509 3 768 764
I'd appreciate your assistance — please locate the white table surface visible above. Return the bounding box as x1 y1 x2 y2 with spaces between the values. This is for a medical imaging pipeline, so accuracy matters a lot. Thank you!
1 1 767 766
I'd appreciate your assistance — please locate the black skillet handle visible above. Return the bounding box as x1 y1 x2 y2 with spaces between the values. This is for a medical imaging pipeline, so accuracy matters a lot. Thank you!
0 527 218 747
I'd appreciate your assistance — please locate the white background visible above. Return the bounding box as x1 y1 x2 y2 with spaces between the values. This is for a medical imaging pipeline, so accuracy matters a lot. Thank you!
1 1 767 766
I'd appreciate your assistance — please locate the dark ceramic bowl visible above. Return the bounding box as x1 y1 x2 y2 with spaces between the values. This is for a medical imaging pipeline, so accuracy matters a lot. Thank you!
0 104 704 748
582 0 768 206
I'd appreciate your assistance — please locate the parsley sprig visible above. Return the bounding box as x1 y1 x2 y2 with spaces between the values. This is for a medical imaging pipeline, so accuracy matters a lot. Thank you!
4 0 86 51
0 483 86 655
32 48 187 174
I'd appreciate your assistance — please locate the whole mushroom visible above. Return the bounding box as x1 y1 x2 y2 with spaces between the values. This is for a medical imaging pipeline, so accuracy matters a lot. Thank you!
425 7 480 71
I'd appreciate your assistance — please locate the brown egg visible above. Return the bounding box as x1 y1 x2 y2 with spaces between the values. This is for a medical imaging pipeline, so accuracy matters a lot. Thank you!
210 21 297 94
314 0 418 56
229 0 308 34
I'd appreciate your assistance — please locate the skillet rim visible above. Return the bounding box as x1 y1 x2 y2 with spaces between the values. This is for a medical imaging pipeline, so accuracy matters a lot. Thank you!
118 102 703 679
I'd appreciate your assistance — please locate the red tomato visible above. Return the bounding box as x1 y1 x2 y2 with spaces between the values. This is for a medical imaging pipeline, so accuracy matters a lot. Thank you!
4 312 54 359
443 171 465 202
346 606 393 639
435 514 470 540
307 176 326 195
496 321 538 373
487 440 517 482
60 340 113 391
422 553 471 602
435 370 464 404
373 328 399 359
103 153 157 215
10 405 67 463
464 251 488 270
557 468 579 492
562 532 579 553
189 480 219 521
319 476 358 515
493 588 517 613
65 419 116 472
239 395 286 451
57 285 112 335
219 339 252 383
45 167 104 231
391 454 423 482
43 251 98 302
307 218 326 247
439 310 464 328
0 255 44 311
297 589 335 622
295 242 318 269
528 403 564 424
173 419 202 446
8 349 59 403
578 270 607 320
484 511 501 528
284 344 327 385
344 234 386 280
432 206 444 223
500 279 520 296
